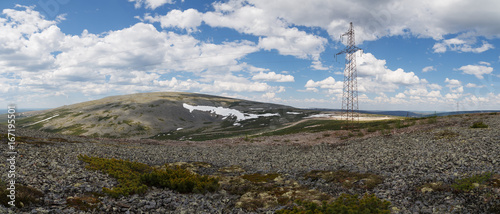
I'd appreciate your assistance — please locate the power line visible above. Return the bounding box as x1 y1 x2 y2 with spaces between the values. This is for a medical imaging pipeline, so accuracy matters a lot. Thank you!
336 22 361 130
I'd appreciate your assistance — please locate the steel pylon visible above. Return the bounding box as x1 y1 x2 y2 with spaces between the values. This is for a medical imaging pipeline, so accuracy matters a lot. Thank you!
336 22 361 129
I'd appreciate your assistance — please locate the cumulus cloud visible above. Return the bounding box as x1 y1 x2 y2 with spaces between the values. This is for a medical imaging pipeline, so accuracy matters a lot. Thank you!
251 71 294 82
305 77 340 89
444 78 463 95
465 83 485 88
142 1 329 65
128 0 174 10
0 6 277 104
356 52 420 93
304 77 343 94
433 37 494 53
445 78 461 88
422 66 436 72
247 0 500 44
458 64 494 79
143 9 203 33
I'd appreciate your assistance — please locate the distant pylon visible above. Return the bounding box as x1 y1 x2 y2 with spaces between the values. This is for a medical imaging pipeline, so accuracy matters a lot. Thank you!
336 22 361 129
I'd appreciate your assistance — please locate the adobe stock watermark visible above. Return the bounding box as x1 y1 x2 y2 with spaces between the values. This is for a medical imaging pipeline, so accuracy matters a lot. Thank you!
37 0 70 19
6 105 17 206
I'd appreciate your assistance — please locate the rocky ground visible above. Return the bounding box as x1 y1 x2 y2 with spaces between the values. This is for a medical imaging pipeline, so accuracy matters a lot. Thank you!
0 113 499 213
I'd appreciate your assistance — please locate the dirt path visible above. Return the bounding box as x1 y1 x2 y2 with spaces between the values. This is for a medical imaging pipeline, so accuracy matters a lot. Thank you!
250 115 397 137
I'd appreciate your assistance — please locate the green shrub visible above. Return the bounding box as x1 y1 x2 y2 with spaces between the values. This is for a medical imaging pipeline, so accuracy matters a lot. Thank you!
241 173 280 183
451 172 493 192
66 195 100 211
140 166 219 194
470 121 488 128
78 154 150 197
78 155 219 197
276 193 391 214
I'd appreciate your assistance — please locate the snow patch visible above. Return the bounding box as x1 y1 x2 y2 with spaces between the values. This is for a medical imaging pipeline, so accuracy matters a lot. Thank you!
24 114 60 127
183 103 279 122
306 114 334 118
286 112 302 115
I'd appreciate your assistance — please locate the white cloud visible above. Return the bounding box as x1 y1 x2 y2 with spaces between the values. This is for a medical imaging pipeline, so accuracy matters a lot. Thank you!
0 6 278 104
458 64 494 79
311 60 329 70
444 78 463 94
201 2 328 65
465 83 485 88
206 80 271 93
252 71 294 82
144 9 203 33
479 61 491 66
356 52 420 93
427 90 441 97
305 77 341 90
247 0 500 44
128 0 174 10
445 78 461 88
262 92 275 99
433 37 494 53
428 83 443 90
422 66 435 72
405 88 429 97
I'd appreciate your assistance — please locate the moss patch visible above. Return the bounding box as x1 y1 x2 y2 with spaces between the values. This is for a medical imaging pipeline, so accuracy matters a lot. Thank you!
276 193 391 214
218 165 245 174
434 129 459 140
78 155 219 198
66 195 101 211
451 172 494 192
470 121 488 128
218 172 331 211
241 173 280 183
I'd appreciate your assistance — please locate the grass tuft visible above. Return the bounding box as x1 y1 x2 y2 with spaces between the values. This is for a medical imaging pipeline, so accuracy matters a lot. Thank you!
78 155 219 197
241 173 280 183
451 172 493 192
276 193 390 214
470 121 488 128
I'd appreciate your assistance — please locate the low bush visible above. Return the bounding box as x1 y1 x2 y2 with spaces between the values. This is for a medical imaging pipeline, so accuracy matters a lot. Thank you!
78 155 219 197
276 193 391 214
470 121 488 128
305 170 383 190
451 172 493 192
140 166 219 194
241 173 280 183
66 195 100 211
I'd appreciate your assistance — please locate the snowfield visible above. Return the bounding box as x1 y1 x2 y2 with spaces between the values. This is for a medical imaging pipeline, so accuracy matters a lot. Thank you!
183 103 280 122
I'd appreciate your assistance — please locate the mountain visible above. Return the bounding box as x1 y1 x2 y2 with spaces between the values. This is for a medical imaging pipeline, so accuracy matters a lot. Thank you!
17 92 316 140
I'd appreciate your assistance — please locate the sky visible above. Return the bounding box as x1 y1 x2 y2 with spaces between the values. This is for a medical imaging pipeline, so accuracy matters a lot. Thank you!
1 0 499 111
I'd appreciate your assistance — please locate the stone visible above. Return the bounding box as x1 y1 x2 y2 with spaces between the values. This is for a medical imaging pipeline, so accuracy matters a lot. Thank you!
421 187 433 193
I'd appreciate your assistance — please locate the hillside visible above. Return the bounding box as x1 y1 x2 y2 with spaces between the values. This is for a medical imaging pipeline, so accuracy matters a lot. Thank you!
1 112 498 213
16 92 315 139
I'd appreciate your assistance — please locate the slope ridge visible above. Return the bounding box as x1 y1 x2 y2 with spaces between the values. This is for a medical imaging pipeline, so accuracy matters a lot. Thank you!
17 92 312 139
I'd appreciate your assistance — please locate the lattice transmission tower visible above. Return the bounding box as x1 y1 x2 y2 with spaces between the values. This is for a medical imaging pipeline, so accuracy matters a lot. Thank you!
336 22 361 129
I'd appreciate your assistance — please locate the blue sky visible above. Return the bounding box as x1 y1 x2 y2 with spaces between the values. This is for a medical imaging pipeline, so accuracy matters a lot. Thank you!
1 0 499 111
